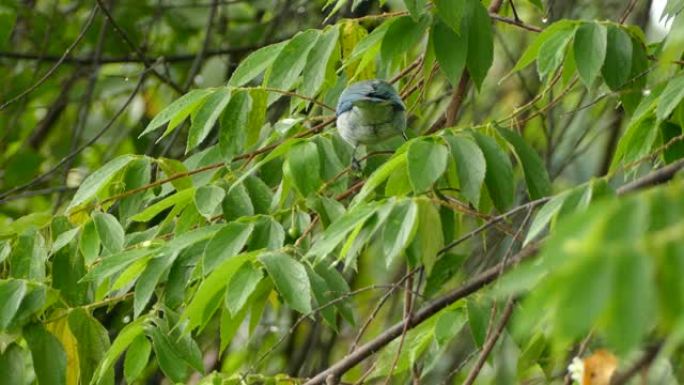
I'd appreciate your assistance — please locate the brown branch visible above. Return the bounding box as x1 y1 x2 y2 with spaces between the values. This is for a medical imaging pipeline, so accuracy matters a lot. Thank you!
462 298 516 385
443 72 471 129
619 0 640 24
489 14 542 32
610 344 661 385
261 87 336 112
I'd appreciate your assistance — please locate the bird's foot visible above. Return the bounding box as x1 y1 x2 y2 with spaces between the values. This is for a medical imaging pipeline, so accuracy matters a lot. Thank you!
351 157 363 173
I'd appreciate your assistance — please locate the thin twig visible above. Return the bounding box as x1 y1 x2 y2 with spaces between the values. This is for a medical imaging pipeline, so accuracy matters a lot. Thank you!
0 75 147 200
382 273 415 385
462 298 516 385
94 0 183 93
0 6 98 111
610 344 661 385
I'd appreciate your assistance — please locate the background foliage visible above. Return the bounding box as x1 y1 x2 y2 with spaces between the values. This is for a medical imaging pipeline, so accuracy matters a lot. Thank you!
1 0 684 384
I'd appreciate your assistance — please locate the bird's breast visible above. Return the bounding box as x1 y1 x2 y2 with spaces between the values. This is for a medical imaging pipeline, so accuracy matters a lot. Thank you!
336 105 406 145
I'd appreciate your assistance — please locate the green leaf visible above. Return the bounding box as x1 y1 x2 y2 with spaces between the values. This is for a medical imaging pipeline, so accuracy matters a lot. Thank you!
140 89 212 137
656 74 684 121
228 41 287 86
385 161 412 196
347 20 389 64
0 241 10 264
523 192 568 245
93 212 125 254
467 297 489 347
472 132 515 211
81 248 156 282
284 141 322 197
246 88 267 147
432 19 467 87
219 89 251 161
123 335 151 384
306 203 379 259
203 222 254 274
299 25 340 98
24 323 66 385
496 126 551 199
187 88 231 152
50 228 79 255
184 252 254 331
91 318 146 385
464 0 494 89
222 182 254 221
509 20 577 74
0 279 26 330
149 328 189 382
433 0 464 33
381 15 429 62
537 24 575 79
68 309 113 385
314 263 355 325
79 220 100 264
406 199 444 273
134 255 177 318
226 262 263 315
10 231 46 280
244 175 274 214
194 184 226 219
229 138 302 188
403 0 426 20
382 200 419 267
306 266 339 329
0 6 17 49
573 22 607 87
552 254 613 343
606 250 655 353
435 308 466 347
219 305 248 353
353 153 407 205
611 114 658 171
67 155 138 211
131 188 195 222
601 25 633 90
0 344 25 385
259 252 312 314
407 139 448 193
265 30 320 103
248 216 285 250
424 253 465 297
444 134 486 206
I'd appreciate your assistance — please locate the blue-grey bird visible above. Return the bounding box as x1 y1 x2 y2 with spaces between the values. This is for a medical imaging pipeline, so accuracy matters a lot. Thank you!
335 79 407 169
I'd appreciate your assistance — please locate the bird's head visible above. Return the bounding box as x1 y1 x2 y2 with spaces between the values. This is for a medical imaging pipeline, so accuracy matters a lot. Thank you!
336 79 405 117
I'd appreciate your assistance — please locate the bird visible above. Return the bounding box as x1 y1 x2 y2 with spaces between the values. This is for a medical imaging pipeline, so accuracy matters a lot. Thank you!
335 79 407 170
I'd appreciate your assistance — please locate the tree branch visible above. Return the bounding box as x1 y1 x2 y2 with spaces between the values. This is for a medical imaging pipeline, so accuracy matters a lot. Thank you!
610 344 661 385
302 161 684 385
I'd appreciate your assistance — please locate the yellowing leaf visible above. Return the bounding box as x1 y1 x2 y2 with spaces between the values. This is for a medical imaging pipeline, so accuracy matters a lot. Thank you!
47 318 80 385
